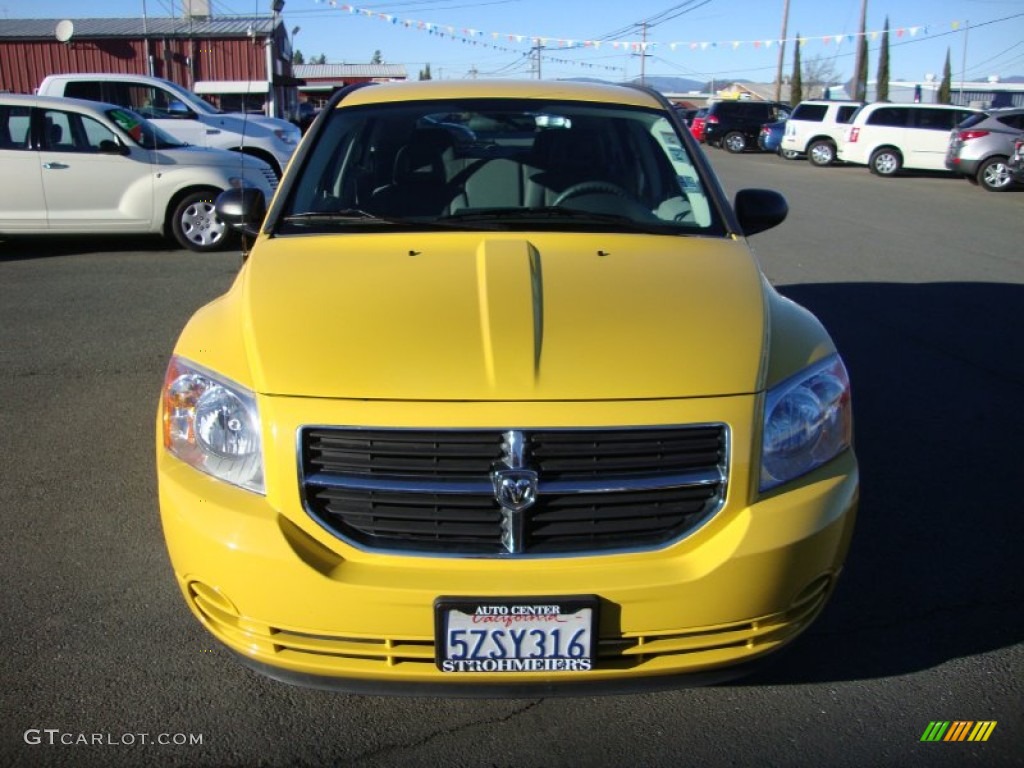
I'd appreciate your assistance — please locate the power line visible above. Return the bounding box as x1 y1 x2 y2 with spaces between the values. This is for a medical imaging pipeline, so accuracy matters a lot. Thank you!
592 0 713 42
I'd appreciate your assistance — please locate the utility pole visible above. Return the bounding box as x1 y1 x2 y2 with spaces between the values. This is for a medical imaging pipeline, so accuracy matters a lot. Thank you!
639 22 648 86
958 20 969 104
773 0 790 102
851 0 868 101
531 45 544 80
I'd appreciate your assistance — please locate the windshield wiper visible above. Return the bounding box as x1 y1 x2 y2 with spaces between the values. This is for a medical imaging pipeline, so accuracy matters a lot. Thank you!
282 209 420 228
285 208 388 222
440 206 670 233
282 209 457 230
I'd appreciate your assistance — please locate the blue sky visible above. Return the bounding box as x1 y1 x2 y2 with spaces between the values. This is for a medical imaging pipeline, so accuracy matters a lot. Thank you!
4 0 1023 84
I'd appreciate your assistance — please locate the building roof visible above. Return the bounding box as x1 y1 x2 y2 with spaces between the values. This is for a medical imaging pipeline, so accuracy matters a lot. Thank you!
294 64 408 80
0 17 276 40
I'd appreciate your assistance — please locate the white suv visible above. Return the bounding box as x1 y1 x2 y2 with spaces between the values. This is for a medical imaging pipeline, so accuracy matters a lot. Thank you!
0 94 276 251
37 73 301 177
781 100 863 166
837 102 980 176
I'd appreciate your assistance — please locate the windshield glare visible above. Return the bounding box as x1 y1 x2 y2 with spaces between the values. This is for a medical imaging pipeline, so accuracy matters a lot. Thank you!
282 99 718 234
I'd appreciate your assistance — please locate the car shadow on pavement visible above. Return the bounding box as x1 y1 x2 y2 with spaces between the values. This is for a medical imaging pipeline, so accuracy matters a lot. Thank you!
0 234 179 260
738 281 1024 685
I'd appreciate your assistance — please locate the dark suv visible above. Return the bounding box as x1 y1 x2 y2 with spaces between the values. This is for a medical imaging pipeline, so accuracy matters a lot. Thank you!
703 100 791 153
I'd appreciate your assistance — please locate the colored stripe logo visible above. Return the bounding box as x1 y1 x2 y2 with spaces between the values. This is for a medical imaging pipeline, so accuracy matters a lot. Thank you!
921 721 997 742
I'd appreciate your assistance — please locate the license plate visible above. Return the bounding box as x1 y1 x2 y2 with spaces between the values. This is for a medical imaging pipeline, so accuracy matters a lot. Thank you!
434 596 598 673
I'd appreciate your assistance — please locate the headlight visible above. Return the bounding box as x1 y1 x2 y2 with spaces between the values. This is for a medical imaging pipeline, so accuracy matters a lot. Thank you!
273 128 298 145
760 354 852 491
161 357 264 494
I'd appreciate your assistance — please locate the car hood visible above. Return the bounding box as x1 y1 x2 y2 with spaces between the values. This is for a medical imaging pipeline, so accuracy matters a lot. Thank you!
151 144 272 171
198 112 298 140
236 232 767 400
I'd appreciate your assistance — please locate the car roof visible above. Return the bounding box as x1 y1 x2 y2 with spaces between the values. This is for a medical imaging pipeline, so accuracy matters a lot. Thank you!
42 72 175 85
0 92 124 114
794 100 864 106
860 102 976 110
336 79 664 109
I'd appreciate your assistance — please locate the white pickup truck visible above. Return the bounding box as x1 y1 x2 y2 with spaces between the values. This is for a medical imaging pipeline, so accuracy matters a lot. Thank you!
37 72 300 176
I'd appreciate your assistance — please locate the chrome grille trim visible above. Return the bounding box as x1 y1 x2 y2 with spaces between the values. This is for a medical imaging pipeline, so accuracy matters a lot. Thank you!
300 425 728 558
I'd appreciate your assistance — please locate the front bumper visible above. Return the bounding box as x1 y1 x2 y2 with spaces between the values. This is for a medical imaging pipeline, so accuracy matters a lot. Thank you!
158 396 858 694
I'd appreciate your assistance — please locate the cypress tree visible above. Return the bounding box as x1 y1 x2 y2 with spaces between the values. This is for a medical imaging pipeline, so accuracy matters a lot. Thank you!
937 49 953 103
856 36 869 100
877 18 890 102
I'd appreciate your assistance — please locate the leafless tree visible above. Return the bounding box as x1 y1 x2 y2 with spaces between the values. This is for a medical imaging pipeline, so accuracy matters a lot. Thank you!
802 55 841 99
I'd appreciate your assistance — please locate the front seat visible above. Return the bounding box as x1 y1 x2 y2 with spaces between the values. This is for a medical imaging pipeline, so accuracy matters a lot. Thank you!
368 127 457 217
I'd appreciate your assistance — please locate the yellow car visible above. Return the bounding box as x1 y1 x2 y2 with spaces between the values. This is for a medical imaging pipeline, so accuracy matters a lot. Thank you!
157 80 857 694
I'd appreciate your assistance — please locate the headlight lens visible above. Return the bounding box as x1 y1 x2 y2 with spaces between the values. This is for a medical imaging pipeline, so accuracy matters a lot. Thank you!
161 357 264 494
760 354 852 491
273 128 298 145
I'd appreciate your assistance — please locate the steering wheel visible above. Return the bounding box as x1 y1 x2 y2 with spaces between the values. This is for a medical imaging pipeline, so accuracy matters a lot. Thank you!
553 181 632 206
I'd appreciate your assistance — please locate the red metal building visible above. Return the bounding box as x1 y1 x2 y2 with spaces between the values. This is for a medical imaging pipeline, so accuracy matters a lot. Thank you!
0 14 302 119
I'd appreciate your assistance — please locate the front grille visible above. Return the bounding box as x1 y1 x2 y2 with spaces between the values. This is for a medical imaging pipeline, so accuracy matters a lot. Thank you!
300 426 727 557
261 166 279 190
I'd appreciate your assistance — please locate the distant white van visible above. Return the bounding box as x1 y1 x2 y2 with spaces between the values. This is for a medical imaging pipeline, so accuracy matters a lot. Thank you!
837 103 980 176
37 73 300 176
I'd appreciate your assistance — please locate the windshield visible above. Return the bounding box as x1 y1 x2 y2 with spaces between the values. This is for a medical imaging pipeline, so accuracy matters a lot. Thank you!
159 79 219 115
280 98 720 235
106 108 187 149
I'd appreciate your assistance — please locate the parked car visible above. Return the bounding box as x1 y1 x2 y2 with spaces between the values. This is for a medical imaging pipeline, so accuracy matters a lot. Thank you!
36 73 302 177
1009 136 1024 184
838 102 980 176
758 119 792 156
293 101 320 133
672 105 700 126
945 107 1024 191
157 79 858 694
781 100 864 166
703 100 791 153
0 94 276 251
689 107 708 142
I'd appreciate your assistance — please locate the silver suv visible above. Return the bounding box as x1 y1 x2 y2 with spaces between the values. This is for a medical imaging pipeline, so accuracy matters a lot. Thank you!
781 100 863 166
945 107 1024 191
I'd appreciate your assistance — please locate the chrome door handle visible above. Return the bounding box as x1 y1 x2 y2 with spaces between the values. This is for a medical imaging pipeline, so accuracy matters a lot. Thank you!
43 162 70 169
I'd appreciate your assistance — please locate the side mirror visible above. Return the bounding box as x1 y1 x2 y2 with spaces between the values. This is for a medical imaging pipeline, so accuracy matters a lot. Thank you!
215 187 266 240
734 188 788 236
167 100 194 119
98 139 130 156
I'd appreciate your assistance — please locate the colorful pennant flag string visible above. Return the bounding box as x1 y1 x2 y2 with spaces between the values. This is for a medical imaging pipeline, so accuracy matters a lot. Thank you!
314 2 960 64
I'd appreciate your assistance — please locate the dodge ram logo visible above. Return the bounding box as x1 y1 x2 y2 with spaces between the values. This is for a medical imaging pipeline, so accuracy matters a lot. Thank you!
492 469 538 512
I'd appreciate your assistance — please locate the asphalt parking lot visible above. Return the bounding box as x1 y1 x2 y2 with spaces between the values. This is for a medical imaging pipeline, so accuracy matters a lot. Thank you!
1 150 1022 768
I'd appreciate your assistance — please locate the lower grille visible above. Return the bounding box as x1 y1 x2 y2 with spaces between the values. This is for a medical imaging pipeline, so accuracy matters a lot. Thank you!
300 426 727 557
190 574 830 674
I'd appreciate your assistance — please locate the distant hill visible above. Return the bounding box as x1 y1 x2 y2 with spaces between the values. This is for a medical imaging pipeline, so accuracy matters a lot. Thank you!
632 75 707 93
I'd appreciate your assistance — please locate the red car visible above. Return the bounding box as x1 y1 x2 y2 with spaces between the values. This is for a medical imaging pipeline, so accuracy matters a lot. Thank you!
689 108 708 142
